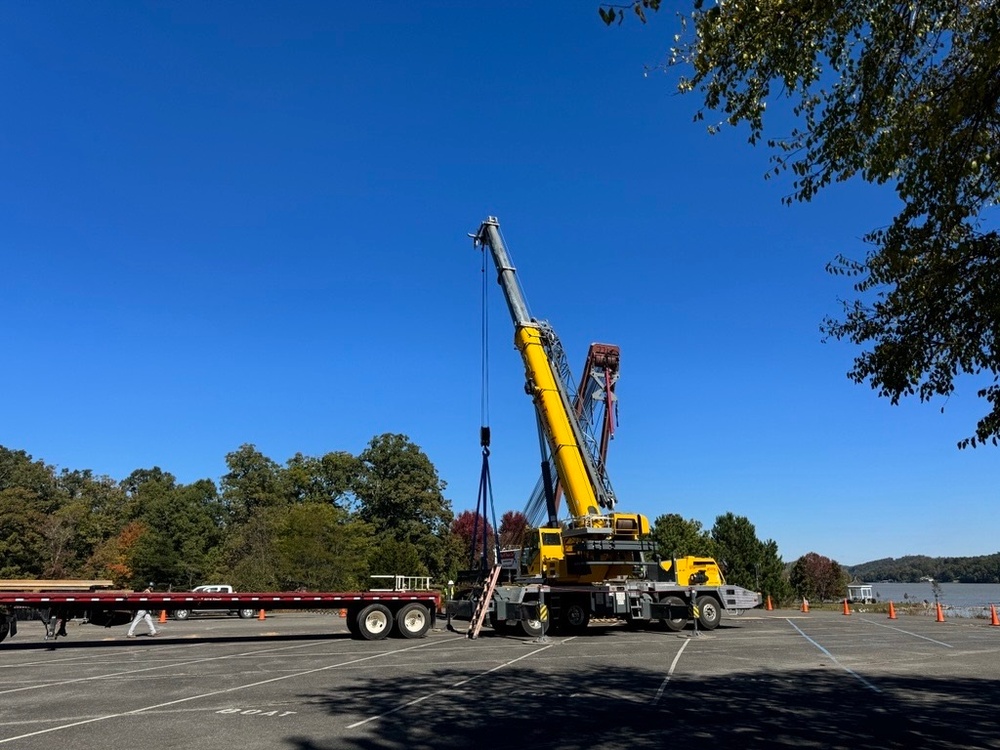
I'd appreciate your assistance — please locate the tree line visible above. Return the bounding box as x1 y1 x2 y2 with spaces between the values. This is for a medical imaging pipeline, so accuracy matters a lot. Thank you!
0 436 458 592
847 554 1000 584
3 441 842 602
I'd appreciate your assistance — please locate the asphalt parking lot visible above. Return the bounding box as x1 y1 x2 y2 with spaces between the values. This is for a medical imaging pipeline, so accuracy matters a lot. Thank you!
1 609 998 749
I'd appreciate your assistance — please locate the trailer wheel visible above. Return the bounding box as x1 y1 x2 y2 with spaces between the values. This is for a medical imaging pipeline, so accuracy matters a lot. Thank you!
696 595 721 630
561 602 590 632
173 609 191 620
661 595 687 632
394 603 431 639
356 604 393 640
238 609 257 619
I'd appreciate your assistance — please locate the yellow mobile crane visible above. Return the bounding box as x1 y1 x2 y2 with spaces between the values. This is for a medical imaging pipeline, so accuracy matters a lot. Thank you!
448 217 760 637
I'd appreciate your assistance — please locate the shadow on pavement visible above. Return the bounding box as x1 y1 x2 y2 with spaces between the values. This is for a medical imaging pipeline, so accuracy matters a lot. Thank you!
290 655 1000 749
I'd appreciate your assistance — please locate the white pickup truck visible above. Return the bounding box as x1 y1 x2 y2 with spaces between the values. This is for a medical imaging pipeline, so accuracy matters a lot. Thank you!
172 585 257 620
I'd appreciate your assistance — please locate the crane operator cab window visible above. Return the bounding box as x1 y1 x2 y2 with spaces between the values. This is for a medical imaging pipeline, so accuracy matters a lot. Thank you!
519 528 565 577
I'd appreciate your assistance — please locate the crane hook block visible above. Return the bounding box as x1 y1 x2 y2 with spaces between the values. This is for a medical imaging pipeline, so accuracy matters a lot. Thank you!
480 426 491 448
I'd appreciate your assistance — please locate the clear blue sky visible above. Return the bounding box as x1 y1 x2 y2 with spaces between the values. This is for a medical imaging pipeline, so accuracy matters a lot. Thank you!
3 2 997 567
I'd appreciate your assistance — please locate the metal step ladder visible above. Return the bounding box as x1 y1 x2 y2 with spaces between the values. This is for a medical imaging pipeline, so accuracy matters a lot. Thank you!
467 564 503 639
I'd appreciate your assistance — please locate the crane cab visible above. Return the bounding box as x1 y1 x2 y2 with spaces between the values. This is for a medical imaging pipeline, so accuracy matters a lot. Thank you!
518 527 565 579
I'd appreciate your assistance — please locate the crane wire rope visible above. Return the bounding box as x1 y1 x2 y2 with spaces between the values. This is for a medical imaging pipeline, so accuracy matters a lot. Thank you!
480 238 490 430
471 240 501 571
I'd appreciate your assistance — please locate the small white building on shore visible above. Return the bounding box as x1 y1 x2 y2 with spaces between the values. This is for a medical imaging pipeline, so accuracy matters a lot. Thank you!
847 580 874 604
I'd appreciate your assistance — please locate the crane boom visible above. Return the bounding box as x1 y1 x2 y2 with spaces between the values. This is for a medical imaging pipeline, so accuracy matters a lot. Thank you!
524 343 619 528
474 217 614 523
448 216 761 635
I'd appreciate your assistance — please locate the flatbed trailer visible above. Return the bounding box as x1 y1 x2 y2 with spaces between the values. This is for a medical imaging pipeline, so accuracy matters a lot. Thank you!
0 579 440 644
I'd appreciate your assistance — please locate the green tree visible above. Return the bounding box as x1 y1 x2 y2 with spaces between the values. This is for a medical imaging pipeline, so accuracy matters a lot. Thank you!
272 502 373 590
283 451 360 508
354 434 455 581
221 444 285 525
122 468 224 589
758 539 794 606
0 446 60 503
711 512 782 593
368 537 429 579
0 487 48 577
650 513 716 559
222 513 280 591
604 1 1000 447
0 447 61 577
58 469 129 578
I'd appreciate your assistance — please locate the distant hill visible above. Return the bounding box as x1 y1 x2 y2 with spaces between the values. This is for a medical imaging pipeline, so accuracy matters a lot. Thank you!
847 553 1000 583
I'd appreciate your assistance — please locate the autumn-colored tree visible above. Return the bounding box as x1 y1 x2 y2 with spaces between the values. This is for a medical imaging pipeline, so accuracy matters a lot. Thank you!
87 520 148 585
789 552 849 602
498 510 529 550
452 510 496 569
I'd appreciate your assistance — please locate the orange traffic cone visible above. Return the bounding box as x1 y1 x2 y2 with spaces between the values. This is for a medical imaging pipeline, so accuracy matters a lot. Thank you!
801 598 809 613
258 608 266 621
888 601 897 620
159 610 167 623
766 595 773 611
842 598 851 616
989 604 999 627
935 602 945 622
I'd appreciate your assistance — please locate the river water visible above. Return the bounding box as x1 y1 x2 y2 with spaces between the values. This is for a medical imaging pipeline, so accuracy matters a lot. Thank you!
862 582 1000 616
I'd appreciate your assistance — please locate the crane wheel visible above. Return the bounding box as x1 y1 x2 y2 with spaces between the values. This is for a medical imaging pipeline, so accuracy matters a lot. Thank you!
519 616 548 638
695 596 721 630
660 595 687 632
561 602 591 633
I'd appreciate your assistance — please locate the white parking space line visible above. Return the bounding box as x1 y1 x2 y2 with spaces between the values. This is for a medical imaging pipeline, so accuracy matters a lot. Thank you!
786 619 881 693
651 637 691 705
0 640 327 696
346 637 576 729
0 636 457 744
859 618 954 648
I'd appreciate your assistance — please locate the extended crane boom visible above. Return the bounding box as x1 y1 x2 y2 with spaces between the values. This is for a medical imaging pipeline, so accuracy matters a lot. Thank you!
474 218 614 524
474 217 651 585
449 217 761 637
523 342 619 528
